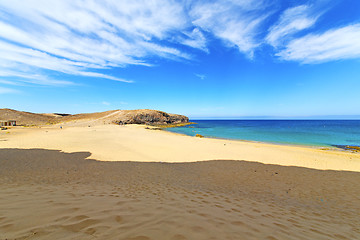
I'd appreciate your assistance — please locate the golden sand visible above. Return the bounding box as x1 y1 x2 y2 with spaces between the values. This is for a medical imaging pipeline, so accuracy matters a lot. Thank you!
1 124 359 171
1 125 360 239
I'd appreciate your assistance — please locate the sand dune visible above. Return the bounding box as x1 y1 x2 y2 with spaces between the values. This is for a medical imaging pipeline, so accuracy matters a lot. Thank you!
1 149 360 240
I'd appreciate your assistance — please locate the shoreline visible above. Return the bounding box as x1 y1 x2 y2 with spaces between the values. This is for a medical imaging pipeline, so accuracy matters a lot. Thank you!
162 126 353 154
1 124 360 239
9 123 350 153
164 128 341 151
6 120 357 153
1 124 360 172
165 119 360 150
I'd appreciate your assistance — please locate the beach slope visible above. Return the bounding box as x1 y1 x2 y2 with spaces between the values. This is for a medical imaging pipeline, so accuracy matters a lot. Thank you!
0 148 360 240
1 124 360 239
1 124 359 171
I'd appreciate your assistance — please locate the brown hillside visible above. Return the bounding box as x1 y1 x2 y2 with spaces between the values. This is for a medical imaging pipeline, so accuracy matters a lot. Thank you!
0 108 57 126
0 108 189 126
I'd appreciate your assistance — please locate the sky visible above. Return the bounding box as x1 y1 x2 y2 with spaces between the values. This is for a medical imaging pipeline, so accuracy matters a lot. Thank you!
0 0 360 119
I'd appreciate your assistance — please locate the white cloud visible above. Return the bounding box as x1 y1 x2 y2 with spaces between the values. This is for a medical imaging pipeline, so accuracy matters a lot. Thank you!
0 0 358 83
0 0 196 85
0 86 19 94
195 74 206 80
102 101 110 106
0 69 74 86
4 0 271 87
178 28 208 52
266 5 320 47
189 0 270 57
277 24 360 63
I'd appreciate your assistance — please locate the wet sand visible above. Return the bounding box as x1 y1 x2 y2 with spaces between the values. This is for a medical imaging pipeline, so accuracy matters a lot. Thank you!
1 148 360 240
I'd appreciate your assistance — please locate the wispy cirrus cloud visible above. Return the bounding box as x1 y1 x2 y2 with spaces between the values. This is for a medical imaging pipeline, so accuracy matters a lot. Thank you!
277 24 360 63
0 0 196 85
195 74 206 80
0 69 74 86
0 0 359 89
266 5 321 47
0 0 276 87
189 0 271 58
0 86 19 94
177 28 208 53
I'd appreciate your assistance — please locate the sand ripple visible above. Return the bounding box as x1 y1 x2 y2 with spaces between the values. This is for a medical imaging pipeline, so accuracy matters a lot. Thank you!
0 149 360 239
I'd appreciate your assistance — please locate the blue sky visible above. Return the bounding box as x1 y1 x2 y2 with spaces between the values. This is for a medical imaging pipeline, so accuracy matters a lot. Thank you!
0 0 360 118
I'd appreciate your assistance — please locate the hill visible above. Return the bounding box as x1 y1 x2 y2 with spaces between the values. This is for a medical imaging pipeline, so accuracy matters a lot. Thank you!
0 108 57 126
0 108 189 126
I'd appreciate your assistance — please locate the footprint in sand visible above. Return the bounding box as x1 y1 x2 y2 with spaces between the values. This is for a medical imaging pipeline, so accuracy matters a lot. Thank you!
171 234 187 240
127 236 151 240
115 215 123 223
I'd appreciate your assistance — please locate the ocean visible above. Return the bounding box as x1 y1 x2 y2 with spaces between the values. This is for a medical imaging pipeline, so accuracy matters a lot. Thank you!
166 120 360 147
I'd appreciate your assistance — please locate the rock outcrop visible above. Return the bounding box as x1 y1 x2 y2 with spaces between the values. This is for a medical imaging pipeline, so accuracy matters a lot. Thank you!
112 109 189 125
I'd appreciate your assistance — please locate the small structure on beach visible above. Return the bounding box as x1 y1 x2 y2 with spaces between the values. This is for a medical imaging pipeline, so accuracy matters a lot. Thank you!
0 120 16 126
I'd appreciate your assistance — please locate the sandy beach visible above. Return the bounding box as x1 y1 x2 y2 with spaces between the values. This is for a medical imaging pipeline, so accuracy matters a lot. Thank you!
1 125 360 239
2 0 360 238
1 124 360 171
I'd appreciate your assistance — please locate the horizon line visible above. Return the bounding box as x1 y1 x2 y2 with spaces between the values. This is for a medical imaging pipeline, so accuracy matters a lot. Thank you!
190 115 360 120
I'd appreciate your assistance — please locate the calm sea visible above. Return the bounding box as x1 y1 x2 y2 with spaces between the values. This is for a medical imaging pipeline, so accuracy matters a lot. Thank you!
166 120 360 147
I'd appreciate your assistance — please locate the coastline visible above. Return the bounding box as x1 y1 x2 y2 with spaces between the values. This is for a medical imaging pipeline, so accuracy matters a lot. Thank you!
1 124 360 239
164 127 342 151
1 124 359 172
153 121 347 151
165 119 360 149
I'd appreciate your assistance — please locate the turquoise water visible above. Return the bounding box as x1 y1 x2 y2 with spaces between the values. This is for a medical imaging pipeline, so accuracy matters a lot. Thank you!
166 120 360 147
